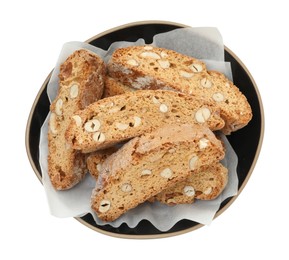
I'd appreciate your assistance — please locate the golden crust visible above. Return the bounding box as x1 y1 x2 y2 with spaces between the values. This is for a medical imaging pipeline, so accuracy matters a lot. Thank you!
48 49 106 190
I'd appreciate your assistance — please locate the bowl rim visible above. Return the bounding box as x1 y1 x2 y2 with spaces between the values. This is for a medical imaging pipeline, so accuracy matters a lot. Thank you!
25 20 265 239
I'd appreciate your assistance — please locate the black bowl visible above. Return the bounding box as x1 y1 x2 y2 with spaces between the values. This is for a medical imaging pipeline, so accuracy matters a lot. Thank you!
25 21 264 238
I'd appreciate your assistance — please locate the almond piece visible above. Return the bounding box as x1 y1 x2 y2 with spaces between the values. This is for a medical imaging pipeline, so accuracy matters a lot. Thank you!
49 112 58 134
96 163 102 172
160 168 173 179
72 115 82 127
108 106 121 113
121 183 132 192
204 187 213 195
84 119 101 132
141 169 152 176
152 96 160 104
189 63 203 72
160 51 168 58
199 138 209 149
133 116 141 127
212 92 224 102
183 186 195 197
159 104 168 113
195 108 211 123
189 155 198 170
140 51 161 59
93 132 105 143
70 84 79 99
55 98 63 116
116 122 129 130
126 59 139 67
179 70 194 78
200 78 212 88
143 45 153 50
158 59 170 69
99 199 111 213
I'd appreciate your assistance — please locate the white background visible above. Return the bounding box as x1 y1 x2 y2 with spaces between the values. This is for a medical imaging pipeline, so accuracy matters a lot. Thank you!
0 0 287 259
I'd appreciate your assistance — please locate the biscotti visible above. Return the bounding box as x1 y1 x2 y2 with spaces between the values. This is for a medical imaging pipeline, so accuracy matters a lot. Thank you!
48 49 106 190
88 150 228 204
103 76 134 98
65 90 225 152
91 124 225 222
152 163 228 205
108 45 252 134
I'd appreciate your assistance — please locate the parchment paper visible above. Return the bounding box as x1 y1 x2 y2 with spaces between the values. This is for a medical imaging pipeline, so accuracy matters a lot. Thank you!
39 27 238 232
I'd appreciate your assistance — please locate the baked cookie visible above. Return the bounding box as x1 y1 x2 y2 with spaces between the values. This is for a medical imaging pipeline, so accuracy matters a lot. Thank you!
91 123 225 222
65 89 225 152
48 49 106 190
108 45 252 134
152 163 228 205
88 148 228 205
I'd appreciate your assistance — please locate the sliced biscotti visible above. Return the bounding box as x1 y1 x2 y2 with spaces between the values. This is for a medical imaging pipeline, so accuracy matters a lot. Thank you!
65 90 225 152
152 163 228 205
48 49 106 190
206 70 252 134
88 151 228 203
103 76 135 98
91 124 225 222
108 45 252 134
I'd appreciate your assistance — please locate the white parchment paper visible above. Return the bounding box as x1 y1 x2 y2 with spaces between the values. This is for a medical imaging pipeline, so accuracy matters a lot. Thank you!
39 28 238 232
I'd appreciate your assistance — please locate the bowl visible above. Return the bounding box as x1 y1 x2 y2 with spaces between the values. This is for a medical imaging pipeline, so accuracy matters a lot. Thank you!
25 20 264 238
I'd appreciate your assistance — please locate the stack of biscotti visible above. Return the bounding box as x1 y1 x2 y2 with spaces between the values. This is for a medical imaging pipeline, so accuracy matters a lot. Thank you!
47 49 105 190
107 45 252 134
47 44 252 223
